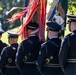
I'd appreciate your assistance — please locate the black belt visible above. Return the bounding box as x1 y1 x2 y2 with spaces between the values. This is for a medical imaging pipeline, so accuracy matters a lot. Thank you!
5 65 17 68
44 64 61 67
67 59 76 63
24 61 36 64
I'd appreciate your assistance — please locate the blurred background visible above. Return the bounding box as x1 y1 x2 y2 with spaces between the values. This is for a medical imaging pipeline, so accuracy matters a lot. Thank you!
0 0 25 31
0 0 25 44
0 0 76 44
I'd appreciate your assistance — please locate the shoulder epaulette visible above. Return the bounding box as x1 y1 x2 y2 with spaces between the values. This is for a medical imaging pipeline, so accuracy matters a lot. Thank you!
41 42 47 48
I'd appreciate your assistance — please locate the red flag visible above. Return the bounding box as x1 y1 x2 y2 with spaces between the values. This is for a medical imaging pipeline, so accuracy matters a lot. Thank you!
6 0 47 41
17 0 39 38
7 0 39 22
6 10 27 22
38 0 47 41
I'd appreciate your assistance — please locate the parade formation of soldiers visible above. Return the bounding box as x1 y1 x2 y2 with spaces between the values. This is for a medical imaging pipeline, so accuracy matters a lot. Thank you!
0 7 76 75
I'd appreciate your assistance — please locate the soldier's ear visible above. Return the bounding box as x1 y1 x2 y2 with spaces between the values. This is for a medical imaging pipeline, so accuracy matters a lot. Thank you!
49 31 51 35
0 35 2 39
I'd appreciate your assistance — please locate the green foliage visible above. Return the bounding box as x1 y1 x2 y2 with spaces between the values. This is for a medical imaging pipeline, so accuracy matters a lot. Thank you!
48 2 52 6
0 0 24 31
68 2 76 14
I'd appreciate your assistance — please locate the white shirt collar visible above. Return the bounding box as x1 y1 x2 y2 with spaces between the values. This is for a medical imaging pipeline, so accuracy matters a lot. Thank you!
49 36 58 39
28 34 36 37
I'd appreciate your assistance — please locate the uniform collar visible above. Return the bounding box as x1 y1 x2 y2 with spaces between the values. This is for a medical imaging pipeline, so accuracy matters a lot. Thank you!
11 43 18 46
72 29 76 32
72 29 76 33
25 35 36 39
28 34 36 37
50 36 58 39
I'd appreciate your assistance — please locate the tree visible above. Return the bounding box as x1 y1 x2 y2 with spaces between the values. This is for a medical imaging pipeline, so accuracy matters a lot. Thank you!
68 0 76 14
0 0 25 31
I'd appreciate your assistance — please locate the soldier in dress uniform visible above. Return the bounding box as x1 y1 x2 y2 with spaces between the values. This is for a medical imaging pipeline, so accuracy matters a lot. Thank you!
36 21 64 75
0 29 8 75
59 14 76 75
15 22 43 75
0 29 8 55
0 30 20 75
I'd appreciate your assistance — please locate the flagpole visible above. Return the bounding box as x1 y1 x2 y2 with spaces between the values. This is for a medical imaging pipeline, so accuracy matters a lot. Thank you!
60 0 68 37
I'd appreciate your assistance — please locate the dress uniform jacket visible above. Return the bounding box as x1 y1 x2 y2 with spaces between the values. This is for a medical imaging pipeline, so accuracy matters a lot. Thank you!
36 37 64 75
0 41 7 75
0 43 20 75
16 35 43 75
0 40 7 54
59 30 76 75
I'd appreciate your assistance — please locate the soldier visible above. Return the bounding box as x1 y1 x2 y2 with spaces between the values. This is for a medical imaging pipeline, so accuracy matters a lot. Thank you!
0 29 8 75
59 14 76 75
0 29 8 55
15 22 43 75
0 30 20 75
36 21 64 75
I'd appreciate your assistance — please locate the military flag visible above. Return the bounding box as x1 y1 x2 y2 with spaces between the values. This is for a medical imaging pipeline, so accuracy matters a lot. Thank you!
47 0 68 38
38 0 47 41
49 7 56 20
6 0 47 41
47 0 59 20
58 0 68 37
